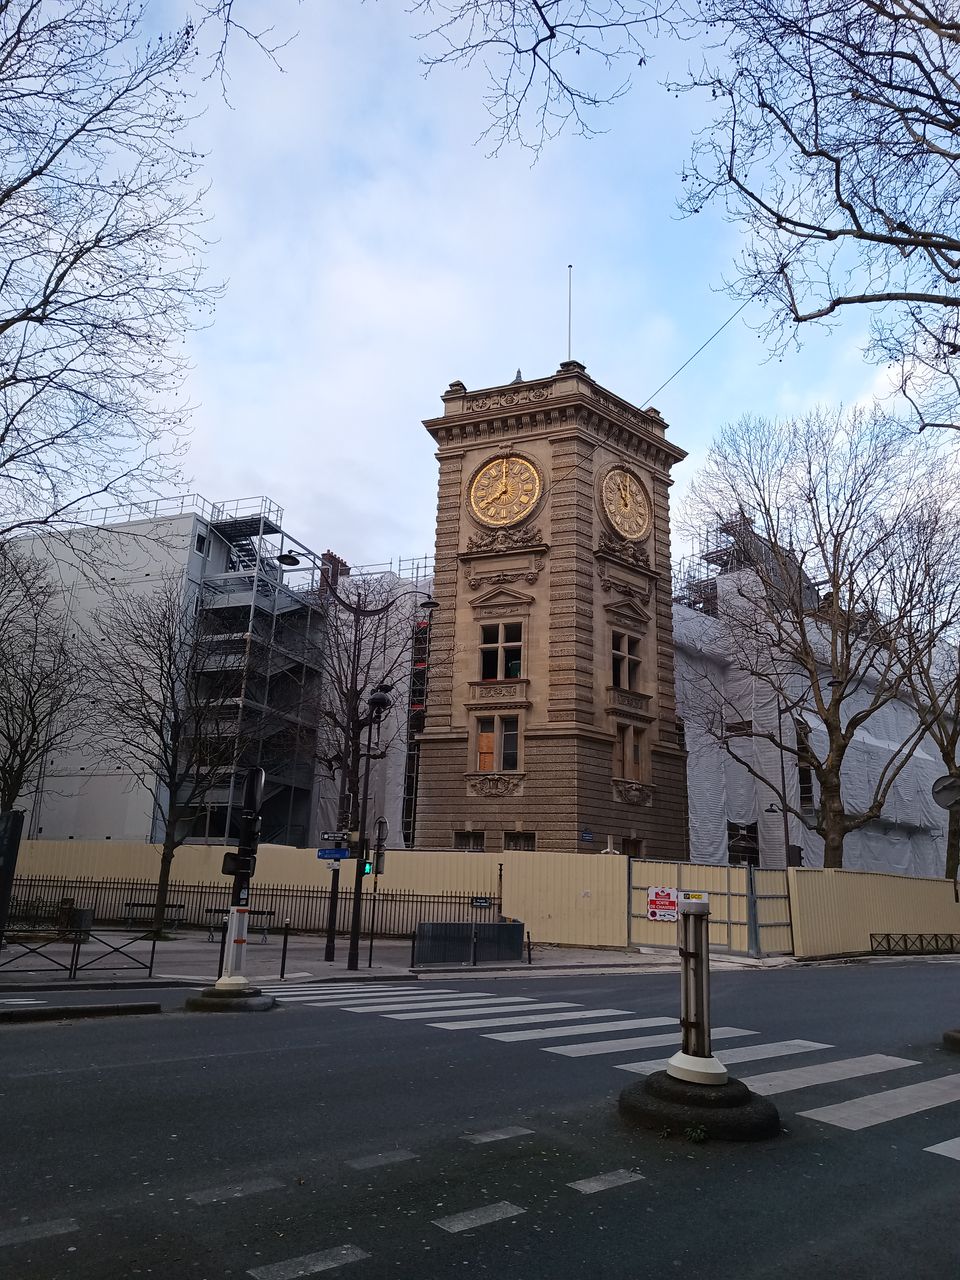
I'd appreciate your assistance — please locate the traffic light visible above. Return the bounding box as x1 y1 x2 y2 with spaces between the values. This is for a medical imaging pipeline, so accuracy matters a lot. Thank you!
362 858 373 875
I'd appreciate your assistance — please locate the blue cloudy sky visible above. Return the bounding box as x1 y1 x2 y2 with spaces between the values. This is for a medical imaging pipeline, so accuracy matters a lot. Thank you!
174 3 884 566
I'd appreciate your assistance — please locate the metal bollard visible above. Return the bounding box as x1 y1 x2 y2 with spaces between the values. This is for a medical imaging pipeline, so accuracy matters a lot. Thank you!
279 919 290 980
471 927 479 967
666 894 728 1085
409 929 417 969
216 915 228 979
526 931 533 965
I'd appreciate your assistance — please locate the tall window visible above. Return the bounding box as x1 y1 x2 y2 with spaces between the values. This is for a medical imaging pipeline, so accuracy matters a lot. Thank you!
614 723 645 781
480 621 523 681
611 630 642 691
477 715 520 772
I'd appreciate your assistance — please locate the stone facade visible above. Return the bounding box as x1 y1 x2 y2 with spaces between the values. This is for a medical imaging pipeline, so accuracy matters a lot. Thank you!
415 361 689 858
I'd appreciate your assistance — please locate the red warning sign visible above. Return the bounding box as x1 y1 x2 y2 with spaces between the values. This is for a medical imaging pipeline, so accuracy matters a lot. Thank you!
647 886 679 922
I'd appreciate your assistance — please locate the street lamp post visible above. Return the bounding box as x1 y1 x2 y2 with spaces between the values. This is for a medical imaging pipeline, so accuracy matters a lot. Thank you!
347 684 392 970
319 579 437 970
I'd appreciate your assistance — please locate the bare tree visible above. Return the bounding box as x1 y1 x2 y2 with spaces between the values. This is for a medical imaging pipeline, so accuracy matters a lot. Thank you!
894 503 960 879
678 0 960 424
0 542 82 813
83 575 262 935
412 0 960 419
681 405 960 868
0 1 216 539
411 0 676 151
311 574 432 834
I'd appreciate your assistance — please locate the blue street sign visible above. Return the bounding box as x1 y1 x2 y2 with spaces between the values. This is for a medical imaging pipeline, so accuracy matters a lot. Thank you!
317 848 345 860
580 830 594 842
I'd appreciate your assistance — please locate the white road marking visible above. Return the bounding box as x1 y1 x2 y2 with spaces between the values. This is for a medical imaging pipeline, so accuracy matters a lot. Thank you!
0 998 45 1004
274 990 450 1005
186 1177 285 1204
262 983 422 991
800 1073 960 1130
266 985 423 997
276 989 457 1005
433 1202 525 1233
568 1170 645 1194
924 1137 960 1160
487 1017 676 1043
386 1002 578 1021
341 996 534 1013
742 1055 918 1096
546 1027 756 1058
0 1219 79 1247
247 1245 369 1278
463 1127 534 1144
429 1007 630 1030
617 1039 830 1075
346 1150 418 1169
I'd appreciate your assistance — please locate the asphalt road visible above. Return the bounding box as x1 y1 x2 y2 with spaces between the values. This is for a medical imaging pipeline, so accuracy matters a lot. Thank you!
2 962 960 1280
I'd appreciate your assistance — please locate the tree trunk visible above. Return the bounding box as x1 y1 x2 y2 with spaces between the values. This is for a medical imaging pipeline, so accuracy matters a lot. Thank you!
152 833 176 938
820 776 845 869
946 807 960 882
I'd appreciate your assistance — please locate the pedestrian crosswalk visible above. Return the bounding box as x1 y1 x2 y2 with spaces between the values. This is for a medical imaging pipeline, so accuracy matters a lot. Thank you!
257 982 960 1156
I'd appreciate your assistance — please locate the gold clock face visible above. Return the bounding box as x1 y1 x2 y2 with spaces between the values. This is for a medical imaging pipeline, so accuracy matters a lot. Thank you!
601 467 651 540
469 455 542 527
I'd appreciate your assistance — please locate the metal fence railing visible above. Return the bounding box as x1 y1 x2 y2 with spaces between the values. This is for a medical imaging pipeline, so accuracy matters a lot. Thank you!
8 876 501 939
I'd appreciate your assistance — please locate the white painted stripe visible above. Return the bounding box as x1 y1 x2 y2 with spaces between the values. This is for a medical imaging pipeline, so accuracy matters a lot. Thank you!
387 1002 579 1021
342 996 533 1013
488 1017 676 1043
617 1039 830 1075
263 983 421 992
800 1073 960 1130
346 1150 418 1169
568 1170 645 1194
0 1219 79 1246
247 1245 369 1278
282 991 462 1007
433 1202 525 1233
268 987 422 997
924 1137 960 1160
742 1055 918 1096
0 998 45 1004
275 990 449 1004
546 1027 756 1058
429 1007 629 1030
463 1127 534 1144
187 1177 285 1204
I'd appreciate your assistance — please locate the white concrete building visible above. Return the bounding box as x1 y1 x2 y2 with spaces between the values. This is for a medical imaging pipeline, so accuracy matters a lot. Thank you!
21 496 339 848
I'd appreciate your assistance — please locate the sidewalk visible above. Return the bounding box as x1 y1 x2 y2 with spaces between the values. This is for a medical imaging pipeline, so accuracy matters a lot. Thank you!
0 929 790 991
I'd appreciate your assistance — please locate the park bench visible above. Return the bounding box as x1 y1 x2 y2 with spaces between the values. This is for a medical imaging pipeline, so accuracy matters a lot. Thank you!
204 907 274 943
124 901 185 930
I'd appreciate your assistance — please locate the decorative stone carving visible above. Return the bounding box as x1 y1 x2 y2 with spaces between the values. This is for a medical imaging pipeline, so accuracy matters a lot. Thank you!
597 530 651 568
465 526 544 554
607 688 653 716
477 684 520 699
613 780 655 806
597 563 653 605
466 387 550 412
466 772 525 798
467 558 545 590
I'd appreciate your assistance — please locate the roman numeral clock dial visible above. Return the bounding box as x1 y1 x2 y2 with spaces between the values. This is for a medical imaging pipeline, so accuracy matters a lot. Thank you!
468 455 543 527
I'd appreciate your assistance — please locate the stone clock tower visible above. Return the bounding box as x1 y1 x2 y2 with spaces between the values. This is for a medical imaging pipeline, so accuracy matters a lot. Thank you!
414 360 688 858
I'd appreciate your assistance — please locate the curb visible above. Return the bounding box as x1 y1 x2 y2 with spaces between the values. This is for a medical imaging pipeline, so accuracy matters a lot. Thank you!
0 1002 162 1023
0 979 198 994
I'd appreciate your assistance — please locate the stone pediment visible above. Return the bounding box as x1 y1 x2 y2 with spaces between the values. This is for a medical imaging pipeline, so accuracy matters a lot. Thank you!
468 586 536 618
602 596 652 628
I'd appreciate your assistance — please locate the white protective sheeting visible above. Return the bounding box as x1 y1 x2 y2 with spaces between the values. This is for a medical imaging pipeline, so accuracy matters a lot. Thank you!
673 600 947 877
